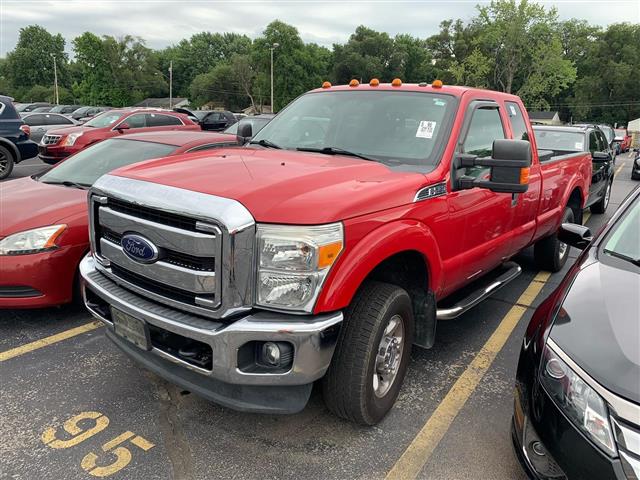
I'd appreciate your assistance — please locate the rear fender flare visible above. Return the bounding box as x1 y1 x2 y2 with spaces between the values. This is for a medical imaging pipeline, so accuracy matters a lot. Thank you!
314 219 444 313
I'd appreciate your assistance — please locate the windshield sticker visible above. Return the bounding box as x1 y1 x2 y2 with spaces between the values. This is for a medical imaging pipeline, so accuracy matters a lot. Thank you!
416 121 437 139
575 142 584 150
434 100 446 107
509 105 517 116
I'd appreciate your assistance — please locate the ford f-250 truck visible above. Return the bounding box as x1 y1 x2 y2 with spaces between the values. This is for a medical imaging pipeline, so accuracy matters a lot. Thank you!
80 80 592 425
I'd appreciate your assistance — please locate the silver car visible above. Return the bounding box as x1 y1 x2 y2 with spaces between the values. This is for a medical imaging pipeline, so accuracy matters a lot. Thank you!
21 113 79 143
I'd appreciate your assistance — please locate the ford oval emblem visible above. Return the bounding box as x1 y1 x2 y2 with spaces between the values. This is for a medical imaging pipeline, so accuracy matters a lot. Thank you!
121 234 159 264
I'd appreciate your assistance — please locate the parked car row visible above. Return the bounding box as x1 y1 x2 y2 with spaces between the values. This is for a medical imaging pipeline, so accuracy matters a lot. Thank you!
2 82 638 480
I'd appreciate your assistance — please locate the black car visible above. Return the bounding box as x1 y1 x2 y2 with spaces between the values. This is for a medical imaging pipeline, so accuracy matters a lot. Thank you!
574 123 619 158
534 125 615 213
0 96 39 180
70 106 111 121
512 186 640 480
632 148 639 180
14 102 52 113
49 104 83 115
175 108 237 132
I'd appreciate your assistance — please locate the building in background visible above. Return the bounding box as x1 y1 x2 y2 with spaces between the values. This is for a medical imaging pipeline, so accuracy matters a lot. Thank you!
134 98 189 109
528 111 562 125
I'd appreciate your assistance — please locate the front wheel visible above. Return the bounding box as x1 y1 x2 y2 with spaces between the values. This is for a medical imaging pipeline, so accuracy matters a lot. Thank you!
590 180 612 214
322 281 414 425
534 207 574 272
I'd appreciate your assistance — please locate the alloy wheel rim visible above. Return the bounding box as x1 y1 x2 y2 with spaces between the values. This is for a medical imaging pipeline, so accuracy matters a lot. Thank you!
558 240 568 260
373 314 404 398
0 152 7 175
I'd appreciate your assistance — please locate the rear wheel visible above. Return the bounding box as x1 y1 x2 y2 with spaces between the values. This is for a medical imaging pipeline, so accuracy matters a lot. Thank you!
322 281 414 425
590 180 612 214
0 145 15 180
534 207 574 272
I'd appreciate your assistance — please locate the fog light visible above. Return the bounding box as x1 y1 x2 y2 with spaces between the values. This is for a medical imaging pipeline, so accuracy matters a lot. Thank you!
263 342 281 366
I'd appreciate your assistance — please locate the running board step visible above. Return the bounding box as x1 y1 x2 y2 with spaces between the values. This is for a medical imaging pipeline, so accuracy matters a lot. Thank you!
436 261 522 320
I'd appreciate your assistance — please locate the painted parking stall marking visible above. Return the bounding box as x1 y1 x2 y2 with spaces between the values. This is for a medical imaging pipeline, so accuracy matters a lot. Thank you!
42 411 155 477
385 271 551 480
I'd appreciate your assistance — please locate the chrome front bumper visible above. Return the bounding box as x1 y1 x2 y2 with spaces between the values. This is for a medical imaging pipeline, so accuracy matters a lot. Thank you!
80 255 343 390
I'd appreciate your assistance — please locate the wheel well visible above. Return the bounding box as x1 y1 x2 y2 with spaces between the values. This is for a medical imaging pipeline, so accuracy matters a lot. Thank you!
0 139 18 161
567 188 583 224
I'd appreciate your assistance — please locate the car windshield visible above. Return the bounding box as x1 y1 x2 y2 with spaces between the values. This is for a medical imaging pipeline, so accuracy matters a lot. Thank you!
38 138 177 186
84 112 122 128
534 129 585 152
600 126 614 143
224 117 271 135
602 196 640 265
251 90 455 167
615 129 627 137
15 104 29 112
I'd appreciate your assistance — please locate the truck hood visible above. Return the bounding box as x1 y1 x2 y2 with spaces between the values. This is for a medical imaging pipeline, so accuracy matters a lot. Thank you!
110 148 426 224
0 177 87 237
550 259 640 404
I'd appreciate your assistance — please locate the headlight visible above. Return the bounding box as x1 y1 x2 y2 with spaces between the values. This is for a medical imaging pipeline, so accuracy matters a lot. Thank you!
0 225 67 255
540 344 616 456
62 132 83 146
256 223 343 312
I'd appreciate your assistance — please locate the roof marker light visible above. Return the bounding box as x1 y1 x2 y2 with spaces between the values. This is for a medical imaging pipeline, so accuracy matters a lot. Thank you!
391 78 402 87
349 79 360 87
369 78 380 87
432 79 443 88
322 81 332 89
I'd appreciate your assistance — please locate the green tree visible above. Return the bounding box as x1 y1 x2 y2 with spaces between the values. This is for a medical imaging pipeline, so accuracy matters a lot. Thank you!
5 25 68 93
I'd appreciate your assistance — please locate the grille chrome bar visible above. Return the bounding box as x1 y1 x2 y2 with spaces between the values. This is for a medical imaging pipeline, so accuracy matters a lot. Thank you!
100 238 216 295
41 134 61 145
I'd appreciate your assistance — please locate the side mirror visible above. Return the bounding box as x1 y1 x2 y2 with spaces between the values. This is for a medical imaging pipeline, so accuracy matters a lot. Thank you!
455 139 531 194
592 151 610 162
558 223 592 250
117 123 130 132
236 122 252 144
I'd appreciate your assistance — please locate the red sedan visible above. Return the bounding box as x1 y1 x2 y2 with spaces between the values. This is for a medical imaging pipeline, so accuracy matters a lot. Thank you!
37 108 200 164
0 131 240 308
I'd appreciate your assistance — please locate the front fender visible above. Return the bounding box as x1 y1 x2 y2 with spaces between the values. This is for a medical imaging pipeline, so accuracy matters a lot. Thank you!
313 219 443 313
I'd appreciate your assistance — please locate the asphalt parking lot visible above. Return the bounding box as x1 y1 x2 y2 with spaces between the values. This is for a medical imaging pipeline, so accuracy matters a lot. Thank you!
1 153 637 480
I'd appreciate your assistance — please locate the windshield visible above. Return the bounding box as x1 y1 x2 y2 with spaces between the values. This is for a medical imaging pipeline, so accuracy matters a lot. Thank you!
38 138 177 186
602 195 640 264
600 126 614 143
615 129 627 137
84 112 122 128
224 117 271 135
534 129 585 152
252 90 455 167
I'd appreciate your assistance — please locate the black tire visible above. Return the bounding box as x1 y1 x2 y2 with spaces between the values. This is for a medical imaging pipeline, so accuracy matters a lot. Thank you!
0 145 15 180
322 281 414 425
534 207 574 272
632 171 640 181
590 179 612 214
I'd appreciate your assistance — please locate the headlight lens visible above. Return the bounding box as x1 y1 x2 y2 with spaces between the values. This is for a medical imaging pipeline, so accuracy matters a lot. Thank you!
62 132 83 146
256 223 343 312
0 225 67 255
540 344 616 456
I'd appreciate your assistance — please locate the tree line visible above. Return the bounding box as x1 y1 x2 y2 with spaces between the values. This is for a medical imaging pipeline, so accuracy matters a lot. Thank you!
1 0 638 124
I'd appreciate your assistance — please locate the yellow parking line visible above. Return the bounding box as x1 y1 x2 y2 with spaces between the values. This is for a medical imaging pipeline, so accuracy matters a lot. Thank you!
385 271 550 480
614 162 626 177
0 321 103 362
583 211 591 225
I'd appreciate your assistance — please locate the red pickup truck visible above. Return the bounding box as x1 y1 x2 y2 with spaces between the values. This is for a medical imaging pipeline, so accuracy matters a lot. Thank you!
80 80 592 424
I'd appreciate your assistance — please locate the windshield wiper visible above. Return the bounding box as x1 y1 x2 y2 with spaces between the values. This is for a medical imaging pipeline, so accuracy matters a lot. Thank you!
603 249 640 267
249 139 282 149
41 180 91 190
296 146 375 162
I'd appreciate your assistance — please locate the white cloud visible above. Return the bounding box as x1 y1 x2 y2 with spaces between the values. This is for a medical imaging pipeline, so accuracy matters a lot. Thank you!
1 0 638 56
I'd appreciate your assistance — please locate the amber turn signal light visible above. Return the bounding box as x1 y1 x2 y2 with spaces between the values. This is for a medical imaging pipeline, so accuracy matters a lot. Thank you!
520 167 530 185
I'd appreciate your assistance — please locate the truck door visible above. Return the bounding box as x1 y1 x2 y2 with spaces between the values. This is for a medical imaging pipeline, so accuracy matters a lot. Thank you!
446 100 515 291
504 101 542 252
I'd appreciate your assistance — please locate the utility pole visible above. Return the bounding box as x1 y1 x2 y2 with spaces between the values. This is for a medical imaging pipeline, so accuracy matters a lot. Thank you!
169 60 173 109
51 54 59 105
270 43 279 113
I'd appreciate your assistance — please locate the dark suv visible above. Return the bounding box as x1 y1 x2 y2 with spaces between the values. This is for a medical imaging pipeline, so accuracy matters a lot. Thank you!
0 96 39 180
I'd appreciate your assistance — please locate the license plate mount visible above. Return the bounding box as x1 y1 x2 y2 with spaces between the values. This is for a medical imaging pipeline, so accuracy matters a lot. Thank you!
111 307 151 351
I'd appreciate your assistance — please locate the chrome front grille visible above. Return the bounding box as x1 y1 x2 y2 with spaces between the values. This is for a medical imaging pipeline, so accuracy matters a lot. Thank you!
88 175 256 320
612 417 640 479
41 134 61 145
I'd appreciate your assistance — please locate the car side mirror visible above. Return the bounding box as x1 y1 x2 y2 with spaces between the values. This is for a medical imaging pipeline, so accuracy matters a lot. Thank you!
592 151 610 162
236 122 252 144
454 139 532 194
117 123 130 132
558 223 592 250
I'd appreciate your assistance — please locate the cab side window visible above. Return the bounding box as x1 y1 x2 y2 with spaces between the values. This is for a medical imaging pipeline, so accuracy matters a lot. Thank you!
462 106 506 178
505 102 529 142
589 131 601 153
124 114 146 129
146 114 182 127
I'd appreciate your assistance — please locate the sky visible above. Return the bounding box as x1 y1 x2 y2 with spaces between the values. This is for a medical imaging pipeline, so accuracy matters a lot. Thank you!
1 0 639 57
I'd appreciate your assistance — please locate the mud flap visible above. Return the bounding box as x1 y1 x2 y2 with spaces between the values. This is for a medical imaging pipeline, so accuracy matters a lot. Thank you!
413 290 437 349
